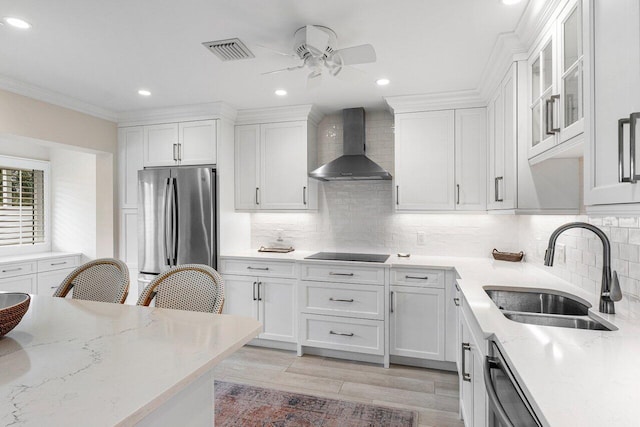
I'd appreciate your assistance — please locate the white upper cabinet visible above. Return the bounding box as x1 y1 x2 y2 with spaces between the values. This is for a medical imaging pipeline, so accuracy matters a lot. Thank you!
143 120 217 167
585 0 640 207
234 105 320 212
488 64 517 210
528 0 584 160
118 126 144 209
394 110 456 211
455 108 487 211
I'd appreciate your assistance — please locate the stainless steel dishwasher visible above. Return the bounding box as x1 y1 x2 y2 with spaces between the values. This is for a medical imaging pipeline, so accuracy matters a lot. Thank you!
484 340 542 427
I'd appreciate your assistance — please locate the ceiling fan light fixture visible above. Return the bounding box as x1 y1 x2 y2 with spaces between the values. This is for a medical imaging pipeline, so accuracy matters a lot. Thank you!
376 78 390 86
4 17 31 29
274 89 287 96
138 89 151 96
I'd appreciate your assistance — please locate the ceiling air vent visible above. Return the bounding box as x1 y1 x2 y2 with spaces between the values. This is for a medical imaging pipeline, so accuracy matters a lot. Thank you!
202 38 255 61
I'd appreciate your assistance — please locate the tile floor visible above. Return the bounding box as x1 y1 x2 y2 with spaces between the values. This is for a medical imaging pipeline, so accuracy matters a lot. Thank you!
213 345 464 427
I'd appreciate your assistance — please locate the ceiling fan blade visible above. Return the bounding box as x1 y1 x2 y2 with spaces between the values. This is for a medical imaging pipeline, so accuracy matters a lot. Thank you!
305 25 330 56
332 65 365 83
255 44 298 59
332 44 376 65
261 64 305 75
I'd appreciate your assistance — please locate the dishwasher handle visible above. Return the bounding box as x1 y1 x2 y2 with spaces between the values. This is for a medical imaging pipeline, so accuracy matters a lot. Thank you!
484 356 515 427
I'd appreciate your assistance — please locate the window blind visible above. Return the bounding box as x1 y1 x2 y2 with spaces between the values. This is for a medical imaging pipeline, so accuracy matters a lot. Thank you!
0 167 45 246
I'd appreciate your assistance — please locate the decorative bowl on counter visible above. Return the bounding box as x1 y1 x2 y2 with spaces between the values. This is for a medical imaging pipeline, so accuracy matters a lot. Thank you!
0 292 30 337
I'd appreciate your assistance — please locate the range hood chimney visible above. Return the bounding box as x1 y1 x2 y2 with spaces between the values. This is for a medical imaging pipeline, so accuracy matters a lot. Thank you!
309 108 392 181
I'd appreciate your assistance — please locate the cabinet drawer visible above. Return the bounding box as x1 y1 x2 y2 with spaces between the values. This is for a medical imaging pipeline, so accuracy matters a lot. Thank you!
37 256 80 273
0 261 36 279
0 274 36 293
37 268 75 296
300 263 385 285
220 259 296 278
300 314 384 355
390 268 444 288
300 282 384 320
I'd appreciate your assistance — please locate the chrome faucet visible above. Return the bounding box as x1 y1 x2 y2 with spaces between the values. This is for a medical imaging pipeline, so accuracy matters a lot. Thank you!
544 222 622 314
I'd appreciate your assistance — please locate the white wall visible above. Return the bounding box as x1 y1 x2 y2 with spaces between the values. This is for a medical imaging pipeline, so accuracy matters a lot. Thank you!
50 149 97 260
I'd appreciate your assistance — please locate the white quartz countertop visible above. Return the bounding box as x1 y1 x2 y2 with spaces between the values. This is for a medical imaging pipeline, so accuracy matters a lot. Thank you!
222 249 640 426
0 251 82 265
0 296 261 426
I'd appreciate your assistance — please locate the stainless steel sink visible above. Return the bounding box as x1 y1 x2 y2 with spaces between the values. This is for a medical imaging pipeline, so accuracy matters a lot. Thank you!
484 287 616 331
485 288 589 316
503 312 615 331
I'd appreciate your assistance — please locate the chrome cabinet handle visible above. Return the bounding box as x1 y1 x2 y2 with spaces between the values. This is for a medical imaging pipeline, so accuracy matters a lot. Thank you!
178 143 182 161
455 283 460 292
329 272 354 276
329 297 354 303
255 187 260 205
303 186 307 205
247 266 269 271
1 268 22 273
544 95 561 135
461 342 472 382
550 94 560 134
50 261 67 266
252 281 257 301
390 291 394 313
484 357 515 427
453 297 460 306
630 113 640 183
494 176 504 202
456 184 460 205
396 185 399 205
173 143 179 161
619 118 632 183
257 281 262 301
405 275 428 280
329 330 354 337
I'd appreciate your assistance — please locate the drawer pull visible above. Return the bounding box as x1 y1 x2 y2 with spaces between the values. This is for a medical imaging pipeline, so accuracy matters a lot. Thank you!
329 330 354 337
247 266 269 271
50 286 58 289
455 283 460 291
329 297 354 303
50 261 67 266
329 272 354 276
453 297 460 306
2 268 22 273
405 275 428 280
462 342 472 382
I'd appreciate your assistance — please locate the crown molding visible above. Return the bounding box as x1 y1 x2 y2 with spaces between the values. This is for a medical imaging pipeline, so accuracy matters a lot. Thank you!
0 75 117 122
477 32 527 101
515 0 566 52
117 102 238 127
235 104 323 126
384 90 485 114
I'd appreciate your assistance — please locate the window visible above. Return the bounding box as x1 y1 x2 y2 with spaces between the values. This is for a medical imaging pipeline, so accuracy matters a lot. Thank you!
0 157 49 248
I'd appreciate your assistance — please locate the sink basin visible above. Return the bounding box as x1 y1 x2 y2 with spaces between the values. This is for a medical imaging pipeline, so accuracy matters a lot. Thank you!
485 288 589 316
503 312 615 331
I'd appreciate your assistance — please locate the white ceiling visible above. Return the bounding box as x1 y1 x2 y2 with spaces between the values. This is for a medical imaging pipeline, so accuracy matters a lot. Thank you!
0 0 528 115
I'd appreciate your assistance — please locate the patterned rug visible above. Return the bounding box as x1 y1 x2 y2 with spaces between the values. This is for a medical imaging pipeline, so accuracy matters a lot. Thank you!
214 380 418 427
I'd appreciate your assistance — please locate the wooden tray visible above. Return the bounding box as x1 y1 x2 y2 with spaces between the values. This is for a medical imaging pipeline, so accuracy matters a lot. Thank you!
492 248 524 262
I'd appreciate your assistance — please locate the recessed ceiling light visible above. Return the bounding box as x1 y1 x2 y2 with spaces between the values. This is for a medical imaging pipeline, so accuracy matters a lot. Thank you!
4 17 31 29
501 0 522 5
376 78 390 86
138 89 151 96
274 89 287 96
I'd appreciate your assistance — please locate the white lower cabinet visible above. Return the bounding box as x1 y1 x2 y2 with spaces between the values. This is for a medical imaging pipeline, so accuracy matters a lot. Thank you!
37 268 75 296
389 285 445 360
300 313 384 355
0 254 81 295
0 274 37 293
223 274 297 343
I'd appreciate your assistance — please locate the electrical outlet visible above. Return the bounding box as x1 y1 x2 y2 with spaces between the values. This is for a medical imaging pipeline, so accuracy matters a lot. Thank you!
417 232 425 246
556 243 566 265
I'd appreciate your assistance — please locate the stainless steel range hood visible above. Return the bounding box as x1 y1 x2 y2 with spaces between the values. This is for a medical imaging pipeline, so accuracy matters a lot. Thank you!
309 108 392 181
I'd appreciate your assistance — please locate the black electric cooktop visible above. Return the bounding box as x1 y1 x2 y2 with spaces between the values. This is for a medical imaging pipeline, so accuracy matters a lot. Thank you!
304 252 390 263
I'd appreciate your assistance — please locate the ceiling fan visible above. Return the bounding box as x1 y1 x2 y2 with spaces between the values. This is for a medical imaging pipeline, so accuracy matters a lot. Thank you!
260 25 377 87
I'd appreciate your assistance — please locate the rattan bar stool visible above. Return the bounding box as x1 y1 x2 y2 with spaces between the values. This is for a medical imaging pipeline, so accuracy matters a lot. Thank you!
136 264 225 314
53 258 130 304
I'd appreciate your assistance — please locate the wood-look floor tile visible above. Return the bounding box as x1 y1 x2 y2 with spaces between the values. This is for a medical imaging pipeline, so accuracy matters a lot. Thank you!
222 363 343 394
340 381 459 412
287 359 435 393
435 381 459 398
375 400 464 427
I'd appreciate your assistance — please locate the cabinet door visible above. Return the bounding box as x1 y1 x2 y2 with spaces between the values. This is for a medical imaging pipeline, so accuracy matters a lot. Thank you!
234 125 260 210
455 108 487 211
389 285 445 360
558 0 584 142
488 64 517 210
395 110 455 210
472 343 487 427
586 0 640 205
118 127 144 208
222 275 258 321
459 311 474 426
37 268 74 296
528 29 558 158
179 120 217 166
143 123 179 167
0 274 36 293
259 278 297 342
119 209 138 270
260 122 308 210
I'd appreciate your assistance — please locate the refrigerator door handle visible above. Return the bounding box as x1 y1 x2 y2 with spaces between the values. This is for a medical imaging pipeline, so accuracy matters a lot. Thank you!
171 177 179 266
163 178 172 266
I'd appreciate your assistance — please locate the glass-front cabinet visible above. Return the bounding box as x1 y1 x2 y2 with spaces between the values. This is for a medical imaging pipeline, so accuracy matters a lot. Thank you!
528 0 583 159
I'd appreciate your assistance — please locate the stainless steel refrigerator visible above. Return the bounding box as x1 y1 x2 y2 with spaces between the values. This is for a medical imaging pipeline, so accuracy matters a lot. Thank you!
137 166 216 294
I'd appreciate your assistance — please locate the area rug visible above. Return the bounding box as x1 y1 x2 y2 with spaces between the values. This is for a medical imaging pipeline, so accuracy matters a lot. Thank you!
214 380 418 427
